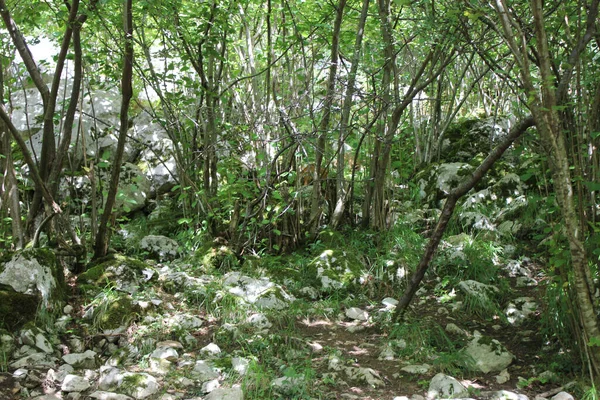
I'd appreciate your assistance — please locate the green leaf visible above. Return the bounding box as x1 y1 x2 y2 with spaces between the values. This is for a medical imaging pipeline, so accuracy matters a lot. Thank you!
583 181 600 191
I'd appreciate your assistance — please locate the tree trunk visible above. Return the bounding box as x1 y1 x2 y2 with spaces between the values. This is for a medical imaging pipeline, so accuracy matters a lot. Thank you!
393 116 534 321
308 0 346 237
330 0 370 229
94 0 133 258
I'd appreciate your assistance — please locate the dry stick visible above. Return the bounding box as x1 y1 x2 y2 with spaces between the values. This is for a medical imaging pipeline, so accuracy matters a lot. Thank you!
393 115 535 322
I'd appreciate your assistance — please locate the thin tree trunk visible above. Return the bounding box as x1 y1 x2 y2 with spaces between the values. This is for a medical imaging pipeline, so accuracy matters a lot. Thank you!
308 0 346 237
393 116 534 321
94 0 134 258
330 0 369 229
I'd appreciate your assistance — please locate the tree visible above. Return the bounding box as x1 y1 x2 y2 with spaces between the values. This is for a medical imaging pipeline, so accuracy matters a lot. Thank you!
94 0 134 258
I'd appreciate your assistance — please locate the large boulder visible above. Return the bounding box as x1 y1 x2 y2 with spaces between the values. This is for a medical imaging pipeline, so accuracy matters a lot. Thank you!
140 235 179 261
79 254 157 295
439 117 513 163
0 249 65 330
416 162 473 207
464 333 514 373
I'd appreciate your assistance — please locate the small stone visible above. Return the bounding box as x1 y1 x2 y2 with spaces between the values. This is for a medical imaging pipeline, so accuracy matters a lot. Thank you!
496 369 510 384
382 298 398 308
232 357 250 375
308 342 323 354
150 347 179 362
345 307 368 321
427 373 467 399
202 379 220 393
445 323 467 336
64 305 74 314
88 391 134 400
246 313 272 330
551 392 575 400
200 343 221 356
156 340 183 349
401 364 431 374
13 368 28 380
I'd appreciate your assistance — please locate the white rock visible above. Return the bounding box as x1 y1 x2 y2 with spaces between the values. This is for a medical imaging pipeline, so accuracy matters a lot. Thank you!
64 305 74 314
140 235 179 260
200 343 221 356
0 250 60 307
170 314 203 329
88 391 134 400
496 369 510 384
483 390 526 399
551 392 574 400
61 374 90 392
204 386 244 400
401 364 431 374
202 379 220 393
382 298 398 308
505 297 538 326
231 357 250 375
62 350 98 369
20 328 53 354
246 313 272 330
346 307 368 321
427 373 467 399
47 364 74 383
125 373 159 399
464 335 514 373
150 347 179 362
10 352 56 369
308 342 324 354
458 280 499 301
13 368 28 379
344 367 384 387
155 340 183 349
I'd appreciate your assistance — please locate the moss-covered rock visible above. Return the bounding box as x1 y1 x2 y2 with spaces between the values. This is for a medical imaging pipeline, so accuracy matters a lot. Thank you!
80 254 157 295
91 292 139 331
196 243 239 271
439 117 513 163
0 290 39 331
0 248 65 330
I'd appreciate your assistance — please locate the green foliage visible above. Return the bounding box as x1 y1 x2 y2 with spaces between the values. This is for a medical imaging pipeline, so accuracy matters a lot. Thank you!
434 235 503 285
388 319 472 375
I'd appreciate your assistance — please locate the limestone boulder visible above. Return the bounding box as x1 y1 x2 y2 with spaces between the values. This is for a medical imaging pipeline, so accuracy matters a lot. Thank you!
0 249 65 330
464 334 514 373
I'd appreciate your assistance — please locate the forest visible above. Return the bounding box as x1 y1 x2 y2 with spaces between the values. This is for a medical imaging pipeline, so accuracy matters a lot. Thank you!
0 0 599 399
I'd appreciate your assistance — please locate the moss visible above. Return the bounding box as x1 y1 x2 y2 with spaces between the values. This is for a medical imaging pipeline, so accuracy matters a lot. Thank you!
80 254 156 295
95 293 138 331
0 290 39 331
199 245 239 271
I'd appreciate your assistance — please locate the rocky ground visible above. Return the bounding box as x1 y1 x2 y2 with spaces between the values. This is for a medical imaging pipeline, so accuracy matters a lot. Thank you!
0 233 582 400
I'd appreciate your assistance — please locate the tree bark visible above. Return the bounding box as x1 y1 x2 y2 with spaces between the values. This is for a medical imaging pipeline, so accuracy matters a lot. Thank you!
330 0 370 229
94 0 134 258
308 0 346 237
